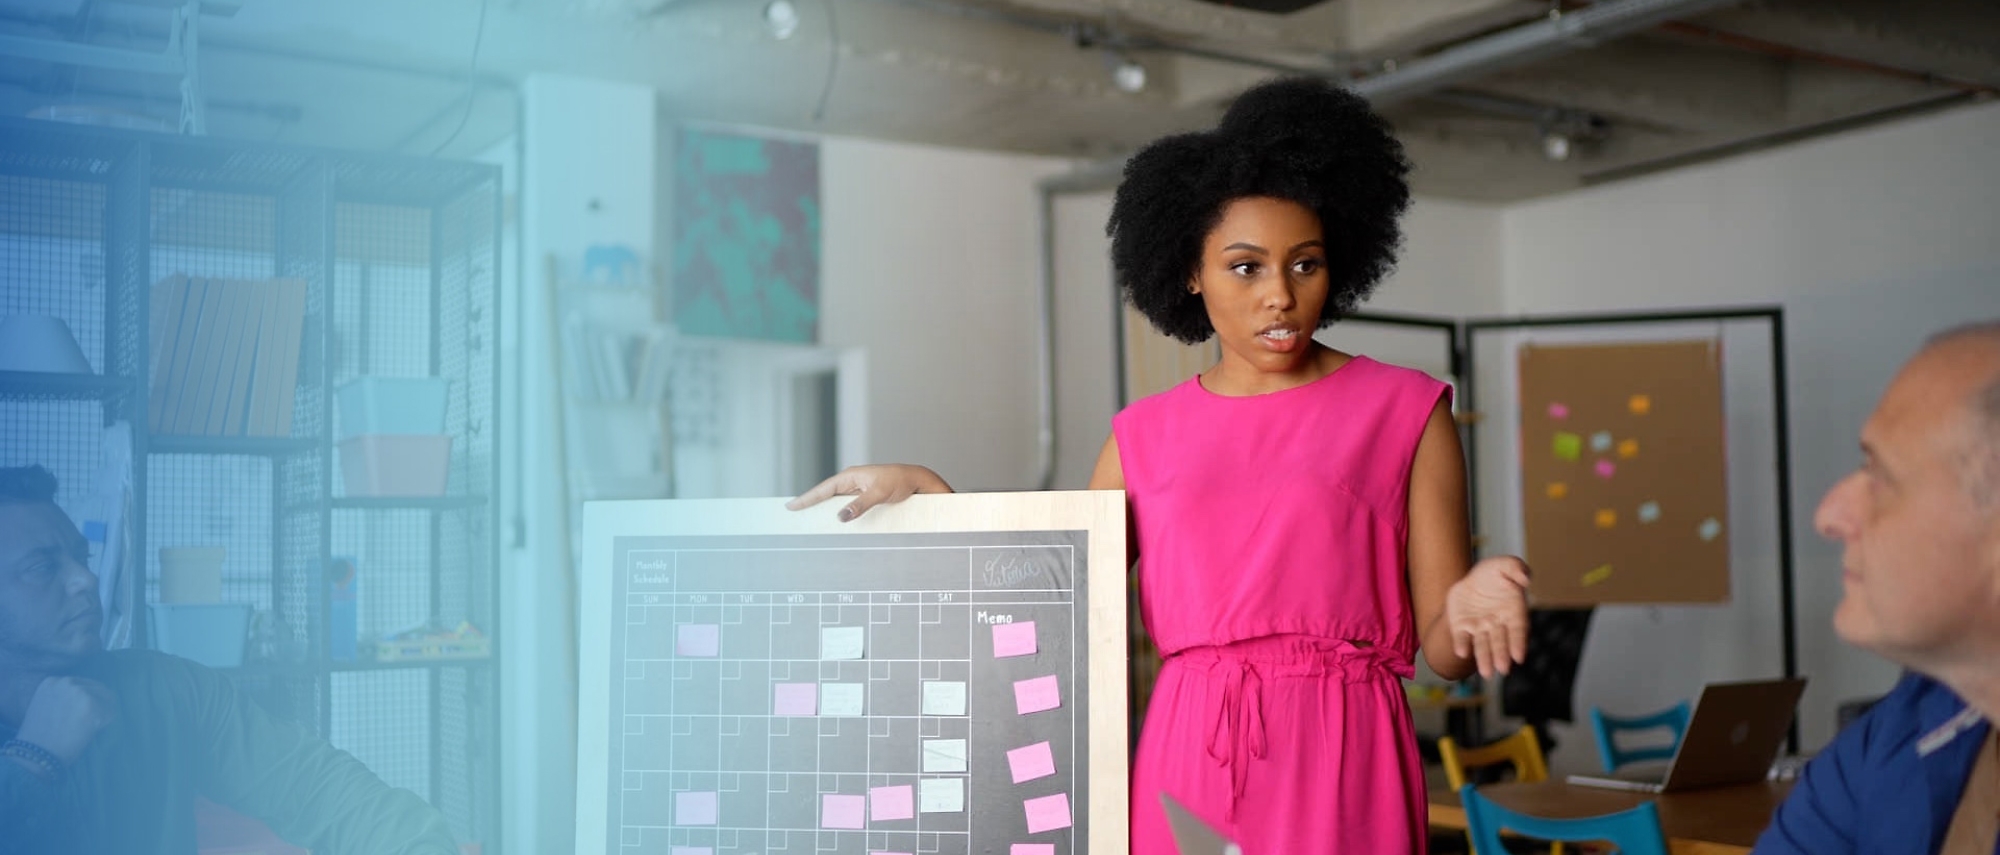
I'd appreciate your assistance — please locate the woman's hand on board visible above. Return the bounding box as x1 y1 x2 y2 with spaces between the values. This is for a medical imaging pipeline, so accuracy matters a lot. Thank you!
787 464 952 522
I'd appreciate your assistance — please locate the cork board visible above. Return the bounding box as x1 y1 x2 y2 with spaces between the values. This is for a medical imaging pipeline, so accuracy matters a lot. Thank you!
1518 340 1730 605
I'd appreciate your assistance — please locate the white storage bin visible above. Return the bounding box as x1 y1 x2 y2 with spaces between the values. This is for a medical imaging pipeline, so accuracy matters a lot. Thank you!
335 377 449 439
150 603 251 668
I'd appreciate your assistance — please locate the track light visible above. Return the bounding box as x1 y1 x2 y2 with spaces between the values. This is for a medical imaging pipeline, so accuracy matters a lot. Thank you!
1537 109 1606 162
1111 56 1147 93
763 0 800 40
1541 130 1572 162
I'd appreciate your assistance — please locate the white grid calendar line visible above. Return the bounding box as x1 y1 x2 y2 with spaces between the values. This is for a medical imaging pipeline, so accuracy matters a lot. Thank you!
630 545 1048 555
966 549 974 848
618 825 972 835
615 539 1084 851
767 583 777 834
623 657 977 664
624 589 1077 595
917 576 925 838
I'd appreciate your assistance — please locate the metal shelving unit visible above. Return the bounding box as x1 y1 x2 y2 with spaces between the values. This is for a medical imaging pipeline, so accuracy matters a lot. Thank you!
0 117 501 852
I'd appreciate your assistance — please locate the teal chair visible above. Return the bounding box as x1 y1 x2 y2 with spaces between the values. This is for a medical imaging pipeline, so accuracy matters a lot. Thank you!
1589 701 1691 773
1459 784 1670 855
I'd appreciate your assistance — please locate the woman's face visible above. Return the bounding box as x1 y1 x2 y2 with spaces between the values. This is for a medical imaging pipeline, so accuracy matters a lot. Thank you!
1191 196 1329 374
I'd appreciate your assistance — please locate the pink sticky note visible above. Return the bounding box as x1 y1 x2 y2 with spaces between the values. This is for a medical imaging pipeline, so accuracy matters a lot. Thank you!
1007 741 1057 783
822 794 866 829
1013 675 1061 715
992 621 1038 658
672 849 713 855
870 784 915 821
1547 402 1570 420
675 791 718 825
1595 459 1616 479
1012 846 1056 855
871 852 914 855
774 683 817 716
677 624 719 657
1016 675 1064 715
1023 793 1072 834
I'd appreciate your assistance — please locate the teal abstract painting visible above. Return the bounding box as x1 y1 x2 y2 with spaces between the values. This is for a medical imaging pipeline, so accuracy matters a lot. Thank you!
672 127 821 343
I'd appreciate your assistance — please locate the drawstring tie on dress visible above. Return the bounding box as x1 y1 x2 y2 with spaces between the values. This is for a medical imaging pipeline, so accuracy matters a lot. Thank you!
1170 637 1412 825
1206 660 1267 822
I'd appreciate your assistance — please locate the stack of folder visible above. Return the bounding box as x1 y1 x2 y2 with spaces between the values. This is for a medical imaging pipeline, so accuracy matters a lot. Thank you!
148 275 308 437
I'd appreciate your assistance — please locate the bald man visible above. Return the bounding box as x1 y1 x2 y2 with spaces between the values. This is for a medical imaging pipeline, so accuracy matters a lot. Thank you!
1757 321 2000 854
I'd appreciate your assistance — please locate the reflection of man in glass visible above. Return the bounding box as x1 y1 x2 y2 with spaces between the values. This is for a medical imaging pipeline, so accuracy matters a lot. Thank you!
0 465 459 854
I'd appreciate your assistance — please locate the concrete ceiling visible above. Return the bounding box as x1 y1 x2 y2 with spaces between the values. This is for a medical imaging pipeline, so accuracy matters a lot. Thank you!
0 0 1994 200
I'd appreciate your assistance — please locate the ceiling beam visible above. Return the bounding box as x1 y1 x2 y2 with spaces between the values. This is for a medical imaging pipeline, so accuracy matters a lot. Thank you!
1348 0 1749 106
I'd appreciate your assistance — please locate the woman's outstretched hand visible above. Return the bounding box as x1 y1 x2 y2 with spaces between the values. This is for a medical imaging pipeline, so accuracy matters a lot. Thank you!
787 464 952 522
1444 556 1532 679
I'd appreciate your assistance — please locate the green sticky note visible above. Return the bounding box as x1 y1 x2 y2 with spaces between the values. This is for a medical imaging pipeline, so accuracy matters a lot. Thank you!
1552 431 1583 462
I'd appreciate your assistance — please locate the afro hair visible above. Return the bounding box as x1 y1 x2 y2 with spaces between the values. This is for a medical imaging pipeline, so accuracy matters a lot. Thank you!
1106 76 1411 344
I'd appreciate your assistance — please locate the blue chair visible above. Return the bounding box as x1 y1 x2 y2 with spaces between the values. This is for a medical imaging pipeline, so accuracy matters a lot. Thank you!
1459 784 1669 855
1589 701 1692 773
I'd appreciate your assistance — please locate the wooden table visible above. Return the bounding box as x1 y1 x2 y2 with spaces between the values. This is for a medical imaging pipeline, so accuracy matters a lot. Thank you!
1409 690 1488 745
1427 777 1792 855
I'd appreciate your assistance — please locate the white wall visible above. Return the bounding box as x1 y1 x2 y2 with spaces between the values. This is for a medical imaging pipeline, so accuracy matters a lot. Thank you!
1497 99 2000 757
820 138 1075 491
1380 196 1508 319
1048 190 1120 489
511 74 658 855
1330 196 1506 385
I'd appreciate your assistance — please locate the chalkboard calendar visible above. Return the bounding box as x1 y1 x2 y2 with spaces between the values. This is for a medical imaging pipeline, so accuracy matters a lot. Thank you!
577 493 1129 855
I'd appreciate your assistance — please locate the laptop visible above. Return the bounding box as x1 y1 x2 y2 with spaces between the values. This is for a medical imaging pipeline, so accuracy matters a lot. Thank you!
1161 792 1243 855
1567 677 1807 794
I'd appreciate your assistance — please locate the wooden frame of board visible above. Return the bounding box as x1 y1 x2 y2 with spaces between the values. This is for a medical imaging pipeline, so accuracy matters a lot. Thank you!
576 490 1128 854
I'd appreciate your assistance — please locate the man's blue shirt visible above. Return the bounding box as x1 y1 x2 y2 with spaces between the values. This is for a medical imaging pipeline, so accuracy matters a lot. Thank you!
1756 672 1994 854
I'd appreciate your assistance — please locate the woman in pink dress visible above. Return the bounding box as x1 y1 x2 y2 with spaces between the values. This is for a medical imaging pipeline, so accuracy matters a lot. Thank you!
791 77 1532 853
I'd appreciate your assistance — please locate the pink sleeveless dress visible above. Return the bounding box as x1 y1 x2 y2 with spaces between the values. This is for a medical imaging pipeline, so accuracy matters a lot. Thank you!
1113 355 1449 855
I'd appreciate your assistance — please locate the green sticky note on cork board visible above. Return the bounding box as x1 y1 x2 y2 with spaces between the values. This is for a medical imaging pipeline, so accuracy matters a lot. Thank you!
1552 431 1583 462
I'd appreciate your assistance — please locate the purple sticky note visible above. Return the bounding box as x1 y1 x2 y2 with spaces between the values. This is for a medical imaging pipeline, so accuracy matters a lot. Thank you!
774 683 817 716
675 791 718 826
992 621 1038 658
1007 741 1057 783
677 624 719 657
822 794 866 829
1547 402 1570 420
870 784 915 821
1012 846 1056 855
1595 459 1616 479
1014 675 1061 715
1023 793 1072 834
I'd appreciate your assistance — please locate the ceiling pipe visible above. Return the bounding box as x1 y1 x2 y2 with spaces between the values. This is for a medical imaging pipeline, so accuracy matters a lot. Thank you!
1348 0 1748 107
1656 20 2000 98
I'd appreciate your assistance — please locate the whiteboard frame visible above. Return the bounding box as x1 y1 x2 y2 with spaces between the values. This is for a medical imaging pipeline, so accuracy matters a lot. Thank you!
575 490 1130 854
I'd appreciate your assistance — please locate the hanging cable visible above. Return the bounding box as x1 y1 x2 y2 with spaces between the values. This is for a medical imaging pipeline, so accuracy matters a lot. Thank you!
811 0 840 122
429 0 491 156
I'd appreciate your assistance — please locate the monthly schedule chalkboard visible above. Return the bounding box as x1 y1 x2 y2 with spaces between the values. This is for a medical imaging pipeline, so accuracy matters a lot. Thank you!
576 492 1128 855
